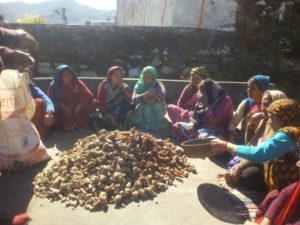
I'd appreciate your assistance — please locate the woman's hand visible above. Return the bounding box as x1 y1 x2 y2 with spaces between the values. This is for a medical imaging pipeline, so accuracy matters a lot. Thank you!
16 29 39 49
211 139 227 150
224 165 243 187
44 112 54 127
148 89 157 96
145 96 158 104
211 139 228 155
248 112 264 130
144 89 156 99
13 50 35 70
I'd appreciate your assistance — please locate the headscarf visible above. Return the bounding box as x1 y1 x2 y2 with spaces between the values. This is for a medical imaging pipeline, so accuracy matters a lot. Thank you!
252 75 270 91
267 99 300 141
190 66 208 78
134 66 158 94
258 90 287 142
106 66 121 82
199 79 225 106
264 90 287 102
50 64 78 100
183 66 208 102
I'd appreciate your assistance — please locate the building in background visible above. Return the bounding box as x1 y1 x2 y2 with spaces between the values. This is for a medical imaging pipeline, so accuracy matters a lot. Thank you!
116 0 236 31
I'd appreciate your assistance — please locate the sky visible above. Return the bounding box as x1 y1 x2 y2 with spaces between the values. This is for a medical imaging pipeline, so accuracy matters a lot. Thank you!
0 0 116 10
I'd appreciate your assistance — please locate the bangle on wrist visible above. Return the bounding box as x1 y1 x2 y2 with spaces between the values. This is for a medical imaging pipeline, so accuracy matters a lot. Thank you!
222 141 228 150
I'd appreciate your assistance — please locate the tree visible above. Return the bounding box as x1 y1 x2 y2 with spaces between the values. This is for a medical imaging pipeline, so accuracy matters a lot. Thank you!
235 0 300 98
17 14 47 24
54 7 68 25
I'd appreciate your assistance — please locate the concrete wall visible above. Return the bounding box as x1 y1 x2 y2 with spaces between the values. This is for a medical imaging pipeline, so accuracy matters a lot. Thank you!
116 0 236 30
35 77 248 107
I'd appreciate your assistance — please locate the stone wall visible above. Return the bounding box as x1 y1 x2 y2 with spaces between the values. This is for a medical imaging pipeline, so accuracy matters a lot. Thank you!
5 23 299 101
6 24 235 80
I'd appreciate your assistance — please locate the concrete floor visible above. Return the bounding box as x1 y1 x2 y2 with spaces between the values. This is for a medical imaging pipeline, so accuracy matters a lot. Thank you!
0 131 246 225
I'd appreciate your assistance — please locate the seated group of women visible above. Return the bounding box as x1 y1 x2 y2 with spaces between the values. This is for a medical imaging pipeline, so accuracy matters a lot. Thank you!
0 64 168 171
211 96 300 225
1 63 299 225
29 64 168 137
165 67 300 225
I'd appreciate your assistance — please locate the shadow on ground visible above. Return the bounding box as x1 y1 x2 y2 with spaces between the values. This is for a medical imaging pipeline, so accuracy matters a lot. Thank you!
44 130 95 151
0 161 49 217
197 183 246 224
209 152 233 169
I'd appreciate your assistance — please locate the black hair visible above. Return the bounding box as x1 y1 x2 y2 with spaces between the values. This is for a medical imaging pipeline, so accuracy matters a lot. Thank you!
199 79 225 105
248 77 264 91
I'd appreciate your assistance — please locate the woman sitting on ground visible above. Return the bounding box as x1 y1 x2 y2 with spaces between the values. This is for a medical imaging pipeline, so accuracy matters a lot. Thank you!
228 75 270 144
225 90 288 191
97 66 134 130
48 65 97 132
244 161 300 225
131 66 168 131
167 66 209 123
212 99 300 192
173 79 233 143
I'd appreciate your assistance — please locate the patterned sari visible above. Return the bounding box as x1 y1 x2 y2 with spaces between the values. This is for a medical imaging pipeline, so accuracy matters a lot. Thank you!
264 99 300 191
131 66 168 131
173 79 233 143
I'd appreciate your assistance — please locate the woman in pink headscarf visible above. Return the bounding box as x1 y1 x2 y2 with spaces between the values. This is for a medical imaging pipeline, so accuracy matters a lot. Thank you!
97 66 134 130
167 66 209 124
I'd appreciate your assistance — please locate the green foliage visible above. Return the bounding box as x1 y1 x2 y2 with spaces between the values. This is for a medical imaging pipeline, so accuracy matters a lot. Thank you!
234 0 300 78
17 14 47 24
232 0 300 100
236 0 300 56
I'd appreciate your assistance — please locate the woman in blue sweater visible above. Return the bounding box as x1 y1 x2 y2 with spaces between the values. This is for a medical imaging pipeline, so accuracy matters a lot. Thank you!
211 99 300 191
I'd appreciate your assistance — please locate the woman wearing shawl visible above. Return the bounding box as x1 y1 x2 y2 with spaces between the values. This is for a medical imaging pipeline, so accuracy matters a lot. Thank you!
48 65 97 132
0 69 49 170
225 90 288 190
167 66 209 123
244 161 300 225
173 79 233 143
97 66 134 129
212 99 300 191
229 75 270 143
131 66 168 131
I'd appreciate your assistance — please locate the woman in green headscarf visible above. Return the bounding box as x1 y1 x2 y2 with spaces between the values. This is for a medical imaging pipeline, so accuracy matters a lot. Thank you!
131 66 168 131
